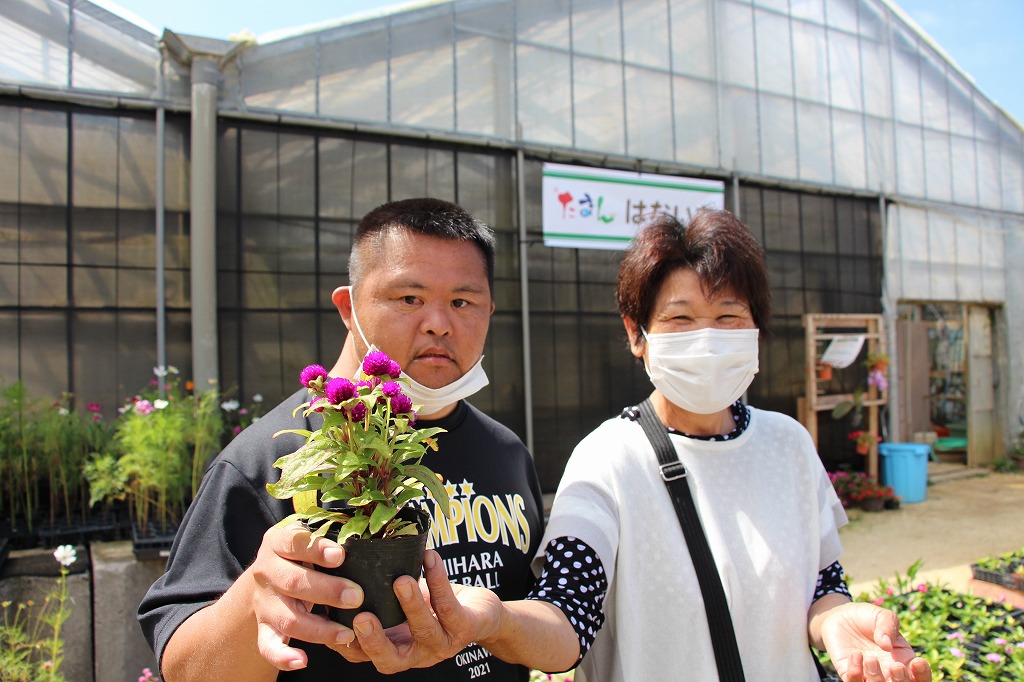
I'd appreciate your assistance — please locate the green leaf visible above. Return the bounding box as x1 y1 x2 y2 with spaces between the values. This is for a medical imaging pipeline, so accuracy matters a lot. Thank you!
403 464 450 518
272 428 313 440
393 485 426 508
831 400 855 420
387 520 420 536
337 514 369 542
369 503 399 534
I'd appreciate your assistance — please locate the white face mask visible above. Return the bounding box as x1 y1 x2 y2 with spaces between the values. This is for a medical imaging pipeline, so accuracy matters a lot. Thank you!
642 327 760 414
347 287 489 415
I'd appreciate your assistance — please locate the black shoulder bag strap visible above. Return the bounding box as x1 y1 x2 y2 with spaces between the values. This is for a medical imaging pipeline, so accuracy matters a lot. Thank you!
634 398 747 682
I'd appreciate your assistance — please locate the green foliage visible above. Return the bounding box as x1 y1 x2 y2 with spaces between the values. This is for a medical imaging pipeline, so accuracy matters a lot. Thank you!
0 546 76 682
105 368 224 535
839 561 1024 680
268 356 452 543
0 382 116 533
973 548 1024 575
0 381 37 532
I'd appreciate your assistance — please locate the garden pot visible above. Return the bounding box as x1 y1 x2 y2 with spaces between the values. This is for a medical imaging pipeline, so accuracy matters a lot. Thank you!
860 497 885 512
816 364 833 381
855 442 870 456
316 506 430 629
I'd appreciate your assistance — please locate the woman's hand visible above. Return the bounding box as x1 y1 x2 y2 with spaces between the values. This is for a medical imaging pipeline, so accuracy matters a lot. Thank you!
819 601 931 682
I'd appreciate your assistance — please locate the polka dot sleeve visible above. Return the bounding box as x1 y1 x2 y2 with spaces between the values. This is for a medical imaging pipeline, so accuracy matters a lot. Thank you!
814 560 851 602
525 536 608 668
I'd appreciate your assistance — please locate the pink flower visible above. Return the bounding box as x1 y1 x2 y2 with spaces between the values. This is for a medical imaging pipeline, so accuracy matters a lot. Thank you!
135 399 154 415
362 350 394 377
985 653 1002 663
300 364 328 388
86 402 102 412
867 369 888 392
873 597 884 606
916 583 927 592
950 647 964 658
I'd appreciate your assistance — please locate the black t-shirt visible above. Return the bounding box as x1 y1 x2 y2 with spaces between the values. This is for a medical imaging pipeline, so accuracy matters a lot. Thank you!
138 388 545 681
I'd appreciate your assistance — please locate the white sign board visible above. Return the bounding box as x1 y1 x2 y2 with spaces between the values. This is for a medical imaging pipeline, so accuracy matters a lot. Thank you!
820 335 865 369
541 163 725 250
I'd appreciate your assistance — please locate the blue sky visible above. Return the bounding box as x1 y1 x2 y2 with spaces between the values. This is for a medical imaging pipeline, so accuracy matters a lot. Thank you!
99 0 1024 125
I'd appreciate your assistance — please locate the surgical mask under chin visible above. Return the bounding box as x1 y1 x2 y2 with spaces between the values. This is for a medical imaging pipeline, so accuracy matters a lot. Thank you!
642 327 760 414
347 287 489 415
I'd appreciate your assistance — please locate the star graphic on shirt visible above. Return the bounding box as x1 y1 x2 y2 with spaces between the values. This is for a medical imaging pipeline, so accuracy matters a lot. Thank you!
459 480 475 497
444 481 458 499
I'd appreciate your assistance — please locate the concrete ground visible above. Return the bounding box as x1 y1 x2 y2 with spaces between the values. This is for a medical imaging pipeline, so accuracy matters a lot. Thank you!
839 464 1024 598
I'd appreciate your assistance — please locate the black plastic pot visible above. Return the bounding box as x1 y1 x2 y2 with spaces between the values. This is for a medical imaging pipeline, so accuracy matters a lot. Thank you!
317 506 430 629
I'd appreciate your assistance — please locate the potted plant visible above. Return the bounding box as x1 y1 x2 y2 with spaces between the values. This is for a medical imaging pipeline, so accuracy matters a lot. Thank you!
864 352 889 374
828 470 869 508
816 362 833 382
850 479 895 512
848 429 881 456
266 351 452 628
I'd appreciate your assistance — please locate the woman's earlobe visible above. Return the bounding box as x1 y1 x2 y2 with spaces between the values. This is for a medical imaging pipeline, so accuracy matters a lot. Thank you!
622 317 645 358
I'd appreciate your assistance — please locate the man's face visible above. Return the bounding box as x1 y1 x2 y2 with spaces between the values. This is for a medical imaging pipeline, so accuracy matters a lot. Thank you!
349 230 494 389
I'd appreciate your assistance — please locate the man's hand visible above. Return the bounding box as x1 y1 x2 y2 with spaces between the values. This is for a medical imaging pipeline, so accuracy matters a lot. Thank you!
332 549 504 673
249 522 365 670
821 601 932 682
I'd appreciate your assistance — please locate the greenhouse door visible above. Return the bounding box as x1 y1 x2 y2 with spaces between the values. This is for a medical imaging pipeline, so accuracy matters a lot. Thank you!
965 306 1000 467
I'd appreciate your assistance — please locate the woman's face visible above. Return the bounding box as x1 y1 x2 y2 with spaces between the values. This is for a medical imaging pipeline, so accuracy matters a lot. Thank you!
627 268 755 357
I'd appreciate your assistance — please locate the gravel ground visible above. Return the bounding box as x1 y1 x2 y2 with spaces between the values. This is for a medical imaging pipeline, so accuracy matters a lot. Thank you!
838 469 1024 596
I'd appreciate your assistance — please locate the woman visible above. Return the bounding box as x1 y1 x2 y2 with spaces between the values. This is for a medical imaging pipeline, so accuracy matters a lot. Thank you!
518 208 931 681
334 209 931 682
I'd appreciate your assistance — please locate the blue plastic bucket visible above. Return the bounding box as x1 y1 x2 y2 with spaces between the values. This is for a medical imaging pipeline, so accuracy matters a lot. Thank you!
878 443 930 504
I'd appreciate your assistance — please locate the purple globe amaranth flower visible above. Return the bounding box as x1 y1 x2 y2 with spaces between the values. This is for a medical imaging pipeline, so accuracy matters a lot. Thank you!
309 396 326 413
387 360 402 378
300 364 328 388
390 393 414 414
325 377 357 404
381 381 402 397
362 350 393 377
348 402 367 421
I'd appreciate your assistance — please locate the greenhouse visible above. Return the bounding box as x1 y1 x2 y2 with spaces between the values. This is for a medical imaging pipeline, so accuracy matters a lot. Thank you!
1 0 1022 488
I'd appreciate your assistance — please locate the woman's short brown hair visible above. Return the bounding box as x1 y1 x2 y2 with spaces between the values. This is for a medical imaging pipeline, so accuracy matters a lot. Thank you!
615 207 772 345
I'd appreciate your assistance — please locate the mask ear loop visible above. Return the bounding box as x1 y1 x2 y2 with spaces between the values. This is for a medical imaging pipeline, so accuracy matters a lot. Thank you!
346 286 373 351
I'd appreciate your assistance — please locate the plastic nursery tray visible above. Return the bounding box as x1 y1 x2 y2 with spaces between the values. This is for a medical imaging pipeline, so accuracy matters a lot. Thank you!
970 563 1024 593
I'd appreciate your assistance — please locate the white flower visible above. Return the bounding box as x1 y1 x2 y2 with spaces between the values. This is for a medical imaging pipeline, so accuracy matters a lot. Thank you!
58 407 69 416
252 393 264 403
251 416 260 423
153 365 168 378
167 365 180 375
153 399 169 410
221 399 240 412
53 544 77 567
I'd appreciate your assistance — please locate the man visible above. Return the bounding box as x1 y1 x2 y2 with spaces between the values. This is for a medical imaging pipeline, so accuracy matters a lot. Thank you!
138 198 545 681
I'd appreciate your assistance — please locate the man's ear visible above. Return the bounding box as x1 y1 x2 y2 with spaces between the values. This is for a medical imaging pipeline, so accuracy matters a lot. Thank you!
331 285 353 331
622 316 645 359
